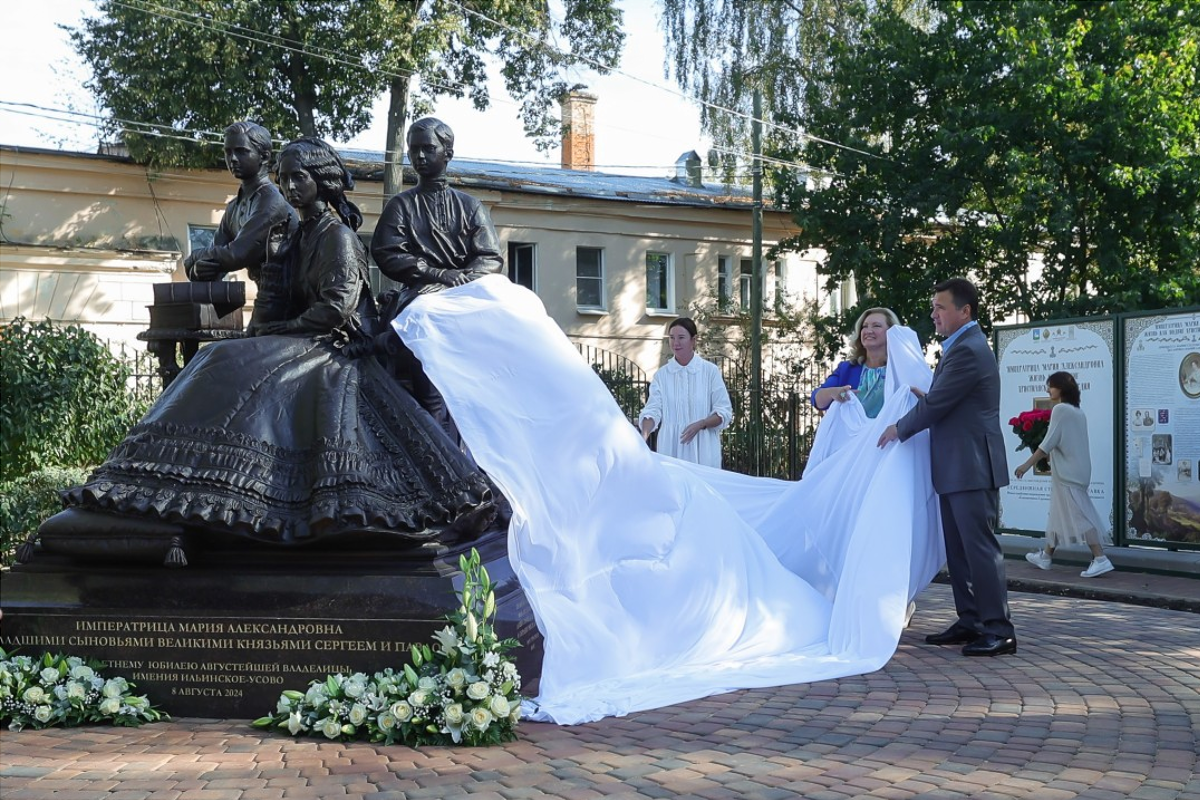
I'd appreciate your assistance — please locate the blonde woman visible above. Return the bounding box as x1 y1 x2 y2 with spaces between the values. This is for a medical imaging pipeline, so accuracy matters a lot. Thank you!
811 307 902 419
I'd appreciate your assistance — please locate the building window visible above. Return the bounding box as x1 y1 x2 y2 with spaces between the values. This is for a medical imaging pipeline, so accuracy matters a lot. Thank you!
734 258 780 311
508 242 536 290
772 260 787 310
717 255 733 311
645 251 673 313
739 258 754 310
187 224 216 256
827 276 853 315
576 246 605 310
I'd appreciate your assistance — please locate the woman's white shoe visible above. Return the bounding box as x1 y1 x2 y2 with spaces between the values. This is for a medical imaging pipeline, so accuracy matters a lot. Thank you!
1025 550 1052 570
1080 556 1114 578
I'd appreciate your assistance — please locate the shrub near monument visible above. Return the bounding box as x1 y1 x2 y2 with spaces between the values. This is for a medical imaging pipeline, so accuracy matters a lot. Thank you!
0 318 147 481
0 319 148 567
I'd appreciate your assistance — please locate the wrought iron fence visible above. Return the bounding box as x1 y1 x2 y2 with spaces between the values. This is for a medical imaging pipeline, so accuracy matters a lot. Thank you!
717 355 823 480
113 336 825 481
108 339 165 407
574 342 651 423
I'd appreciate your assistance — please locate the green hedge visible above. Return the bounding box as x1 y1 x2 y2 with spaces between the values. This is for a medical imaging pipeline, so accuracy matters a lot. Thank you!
1 318 147 482
0 466 92 567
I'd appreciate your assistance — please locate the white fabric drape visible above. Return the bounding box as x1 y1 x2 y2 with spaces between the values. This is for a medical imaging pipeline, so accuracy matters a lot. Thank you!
394 276 944 725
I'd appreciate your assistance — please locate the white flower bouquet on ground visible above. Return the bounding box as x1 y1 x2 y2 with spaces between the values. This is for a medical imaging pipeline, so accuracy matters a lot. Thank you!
0 650 168 731
254 548 523 746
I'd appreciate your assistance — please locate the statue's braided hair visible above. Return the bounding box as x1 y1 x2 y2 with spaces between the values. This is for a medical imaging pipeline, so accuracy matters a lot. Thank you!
277 137 363 231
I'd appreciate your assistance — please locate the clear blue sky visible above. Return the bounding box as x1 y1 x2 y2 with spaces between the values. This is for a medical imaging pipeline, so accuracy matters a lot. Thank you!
0 0 709 177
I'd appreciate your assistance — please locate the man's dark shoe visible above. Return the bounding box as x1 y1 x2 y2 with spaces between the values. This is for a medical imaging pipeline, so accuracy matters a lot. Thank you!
924 625 979 646
962 634 1017 657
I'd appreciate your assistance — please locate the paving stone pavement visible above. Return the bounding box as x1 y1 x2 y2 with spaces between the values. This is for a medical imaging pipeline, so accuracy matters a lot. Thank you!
3 584 1198 800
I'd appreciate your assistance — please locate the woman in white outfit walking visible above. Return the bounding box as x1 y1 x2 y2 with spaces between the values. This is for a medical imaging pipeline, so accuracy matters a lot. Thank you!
1014 371 1113 578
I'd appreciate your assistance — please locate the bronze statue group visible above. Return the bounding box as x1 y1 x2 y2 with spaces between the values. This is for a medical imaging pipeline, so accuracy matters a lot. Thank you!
42 123 498 553
38 120 1020 725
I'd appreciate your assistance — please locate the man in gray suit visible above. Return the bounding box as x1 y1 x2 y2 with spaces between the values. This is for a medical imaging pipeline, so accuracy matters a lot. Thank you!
878 277 1016 656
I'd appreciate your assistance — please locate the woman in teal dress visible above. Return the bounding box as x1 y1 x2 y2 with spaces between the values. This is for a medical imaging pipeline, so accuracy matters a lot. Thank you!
810 307 901 420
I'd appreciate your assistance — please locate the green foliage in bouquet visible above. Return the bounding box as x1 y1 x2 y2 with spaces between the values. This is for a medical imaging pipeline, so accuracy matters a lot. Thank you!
254 548 523 746
0 649 168 731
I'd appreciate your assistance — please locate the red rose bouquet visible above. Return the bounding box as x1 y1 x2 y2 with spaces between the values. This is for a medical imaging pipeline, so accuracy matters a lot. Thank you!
1009 408 1052 472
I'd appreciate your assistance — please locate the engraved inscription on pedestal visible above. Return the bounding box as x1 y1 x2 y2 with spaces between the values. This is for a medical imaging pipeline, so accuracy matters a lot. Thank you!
1 616 428 711
0 545 543 718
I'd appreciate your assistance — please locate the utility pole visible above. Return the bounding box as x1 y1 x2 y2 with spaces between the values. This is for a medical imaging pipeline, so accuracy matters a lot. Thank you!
750 84 764 474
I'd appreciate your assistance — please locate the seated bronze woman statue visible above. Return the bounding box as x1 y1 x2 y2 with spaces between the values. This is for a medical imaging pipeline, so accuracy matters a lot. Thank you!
35 138 499 567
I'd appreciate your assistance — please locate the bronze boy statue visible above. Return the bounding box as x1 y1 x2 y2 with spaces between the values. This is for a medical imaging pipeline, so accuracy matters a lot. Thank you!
371 117 503 431
184 121 298 322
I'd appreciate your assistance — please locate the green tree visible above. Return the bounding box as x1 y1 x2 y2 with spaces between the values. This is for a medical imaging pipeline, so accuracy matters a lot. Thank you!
70 0 625 192
658 0 928 179
0 318 147 481
778 0 1200 349
70 0 398 168
374 0 624 195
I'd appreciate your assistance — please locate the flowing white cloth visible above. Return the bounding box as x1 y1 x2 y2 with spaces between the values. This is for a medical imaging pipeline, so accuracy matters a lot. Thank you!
394 276 944 725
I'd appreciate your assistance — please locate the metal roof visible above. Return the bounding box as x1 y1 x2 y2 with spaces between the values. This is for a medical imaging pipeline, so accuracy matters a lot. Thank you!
0 142 766 211
339 149 761 210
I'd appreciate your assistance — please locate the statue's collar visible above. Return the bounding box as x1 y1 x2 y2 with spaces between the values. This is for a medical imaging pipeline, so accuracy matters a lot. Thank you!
416 176 449 192
300 204 334 230
239 175 275 198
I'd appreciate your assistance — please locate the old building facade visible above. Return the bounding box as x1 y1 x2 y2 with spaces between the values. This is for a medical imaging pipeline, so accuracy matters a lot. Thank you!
0 142 832 376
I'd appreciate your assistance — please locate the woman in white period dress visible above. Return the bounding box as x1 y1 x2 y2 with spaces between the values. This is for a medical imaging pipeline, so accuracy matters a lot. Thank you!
1015 371 1113 578
393 276 945 725
638 317 733 468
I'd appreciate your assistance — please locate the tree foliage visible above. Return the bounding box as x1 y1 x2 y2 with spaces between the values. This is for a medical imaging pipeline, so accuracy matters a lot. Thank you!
375 0 625 193
0 318 147 481
69 0 625 177
778 0 1200 349
0 467 92 567
69 0 398 168
658 0 927 177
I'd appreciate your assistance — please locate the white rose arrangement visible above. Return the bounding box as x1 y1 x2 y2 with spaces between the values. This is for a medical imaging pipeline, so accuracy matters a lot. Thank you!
255 548 524 746
0 650 167 731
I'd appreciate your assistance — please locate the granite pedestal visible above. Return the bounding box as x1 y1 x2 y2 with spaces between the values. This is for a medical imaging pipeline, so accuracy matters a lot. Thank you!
0 530 542 718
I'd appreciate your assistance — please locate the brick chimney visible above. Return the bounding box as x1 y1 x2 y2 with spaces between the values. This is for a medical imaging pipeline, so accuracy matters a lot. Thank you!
560 91 597 171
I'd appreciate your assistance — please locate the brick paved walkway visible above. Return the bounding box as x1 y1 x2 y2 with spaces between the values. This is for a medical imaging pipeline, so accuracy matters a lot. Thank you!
3 584 1198 800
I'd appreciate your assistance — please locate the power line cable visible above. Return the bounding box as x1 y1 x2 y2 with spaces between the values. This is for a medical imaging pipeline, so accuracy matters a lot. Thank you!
2 101 742 181
447 0 886 163
112 0 503 109
1 100 226 148
87 0 834 173
1 100 696 173
709 143 845 180
116 0 824 172
5 101 833 186
6 95 846 185
114 0 389 78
